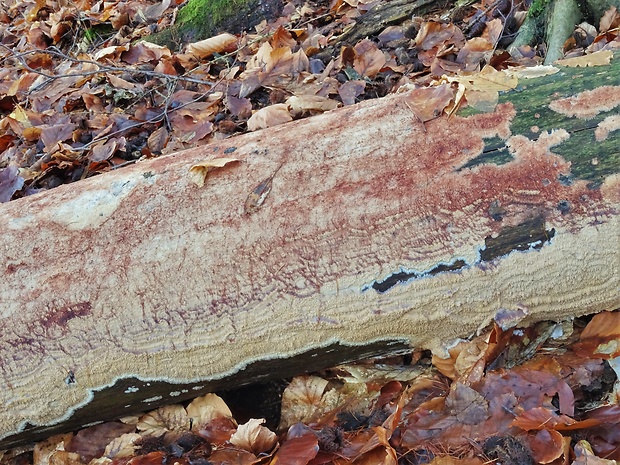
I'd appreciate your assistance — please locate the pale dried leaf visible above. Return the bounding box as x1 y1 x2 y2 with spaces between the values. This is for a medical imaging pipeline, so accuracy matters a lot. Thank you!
247 104 292 131
49 451 83 465
599 6 620 32
572 440 617 465
555 50 613 67
136 404 190 436
103 433 141 458
33 434 72 465
229 418 278 454
188 157 240 187
286 95 340 117
187 33 238 58
186 393 234 430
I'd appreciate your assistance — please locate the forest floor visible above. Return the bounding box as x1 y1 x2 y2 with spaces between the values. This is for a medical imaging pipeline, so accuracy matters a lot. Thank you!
0 0 619 463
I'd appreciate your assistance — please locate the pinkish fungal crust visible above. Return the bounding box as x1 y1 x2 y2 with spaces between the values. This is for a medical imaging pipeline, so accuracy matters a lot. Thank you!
549 85 620 119
0 91 618 445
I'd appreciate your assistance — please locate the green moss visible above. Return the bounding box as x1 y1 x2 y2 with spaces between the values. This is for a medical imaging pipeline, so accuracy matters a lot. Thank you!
146 0 256 49
528 0 552 17
458 52 620 185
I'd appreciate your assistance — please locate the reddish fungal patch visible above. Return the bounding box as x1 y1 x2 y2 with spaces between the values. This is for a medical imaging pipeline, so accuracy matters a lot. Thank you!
549 85 620 119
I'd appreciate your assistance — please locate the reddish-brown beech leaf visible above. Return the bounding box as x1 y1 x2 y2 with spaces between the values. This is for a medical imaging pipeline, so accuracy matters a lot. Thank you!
270 26 297 50
338 80 366 105
40 123 75 152
208 448 260 465
427 458 485 465
147 126 169 154
415 21 466 53
126 451 167 465
353 447 397 465
270 432 319 465
353 39 387 78
512 407 600 431
229 419 278 455
90 137 125 162
196 416 238 445
572 311 620 359
528 429 565 464
403 84 455 123
66 422 135 462
120 42 172 65
445 382 489 425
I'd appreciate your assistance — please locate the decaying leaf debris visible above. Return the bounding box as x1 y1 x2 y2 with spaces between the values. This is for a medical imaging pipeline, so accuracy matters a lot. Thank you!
1 311 619 465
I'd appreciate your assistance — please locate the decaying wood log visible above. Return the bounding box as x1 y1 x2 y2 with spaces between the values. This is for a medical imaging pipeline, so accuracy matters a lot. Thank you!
1 60 619 448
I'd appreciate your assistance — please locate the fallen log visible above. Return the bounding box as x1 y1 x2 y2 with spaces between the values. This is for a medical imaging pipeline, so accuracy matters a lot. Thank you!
1 59 619 448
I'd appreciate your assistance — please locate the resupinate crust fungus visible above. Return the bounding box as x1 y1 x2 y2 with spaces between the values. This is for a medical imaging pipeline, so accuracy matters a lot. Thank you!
0 87 618 447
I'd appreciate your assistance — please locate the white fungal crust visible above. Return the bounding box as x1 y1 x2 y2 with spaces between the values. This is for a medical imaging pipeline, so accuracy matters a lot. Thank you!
0 91 618 443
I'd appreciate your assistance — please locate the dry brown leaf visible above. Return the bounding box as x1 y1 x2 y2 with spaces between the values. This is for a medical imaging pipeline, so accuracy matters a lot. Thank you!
572 311 620 358
147 127 169 154
229 418 278 454
572 440 617 465
136 404 190 436
188 157 240 187
247 104 293 131
555 50 613 67
599 6 620 32
353 39 387 78
187 33 238 58
186 393 235 429
403 84 454 122
529 429 565 464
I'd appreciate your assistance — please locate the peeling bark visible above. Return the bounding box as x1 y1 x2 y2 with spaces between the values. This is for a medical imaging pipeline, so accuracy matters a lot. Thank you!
0 60 619 448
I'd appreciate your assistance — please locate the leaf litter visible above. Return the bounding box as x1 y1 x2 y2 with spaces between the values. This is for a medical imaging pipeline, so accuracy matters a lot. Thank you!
1 310 618 465
0 0 618 201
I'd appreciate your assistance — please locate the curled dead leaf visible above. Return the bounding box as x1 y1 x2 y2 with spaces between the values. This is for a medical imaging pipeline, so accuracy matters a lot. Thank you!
247 104 292 131
189 157 240 187
187 33 238 58
136 404 190 437
229 418 277 454
186 393 235 430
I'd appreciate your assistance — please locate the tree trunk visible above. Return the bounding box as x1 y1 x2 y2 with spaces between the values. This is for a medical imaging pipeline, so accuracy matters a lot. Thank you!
0 57 618 448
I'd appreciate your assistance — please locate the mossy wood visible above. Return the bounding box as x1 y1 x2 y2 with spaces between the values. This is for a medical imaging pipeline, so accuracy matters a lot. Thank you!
0 60 619 448
148 0 284 48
